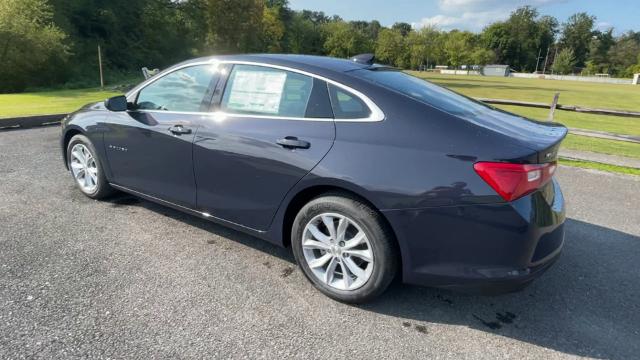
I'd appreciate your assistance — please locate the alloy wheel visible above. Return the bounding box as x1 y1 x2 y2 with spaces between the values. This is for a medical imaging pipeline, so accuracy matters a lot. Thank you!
301 213 374 291
70 143 98 193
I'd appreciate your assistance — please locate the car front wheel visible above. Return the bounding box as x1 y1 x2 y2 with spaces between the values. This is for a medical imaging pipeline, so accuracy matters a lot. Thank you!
67 134 115 199
291 194 398 303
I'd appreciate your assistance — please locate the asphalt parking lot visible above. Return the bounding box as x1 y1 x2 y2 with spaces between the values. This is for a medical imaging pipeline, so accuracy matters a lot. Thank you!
1 126 639 359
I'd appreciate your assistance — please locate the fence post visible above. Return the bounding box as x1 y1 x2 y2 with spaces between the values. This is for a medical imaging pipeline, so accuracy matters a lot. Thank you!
548 92 559 121
98 44 104 89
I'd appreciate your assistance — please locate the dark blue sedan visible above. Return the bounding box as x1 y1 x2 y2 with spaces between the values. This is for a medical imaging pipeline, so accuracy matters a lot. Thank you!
61 54 567 303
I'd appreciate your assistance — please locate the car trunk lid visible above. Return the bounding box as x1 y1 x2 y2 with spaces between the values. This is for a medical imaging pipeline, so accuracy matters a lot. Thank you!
458 106 568 163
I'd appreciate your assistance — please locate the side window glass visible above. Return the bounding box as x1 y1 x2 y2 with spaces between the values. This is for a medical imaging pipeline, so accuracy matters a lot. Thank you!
136 65 216 112
328 84 371 119
221 64 313 117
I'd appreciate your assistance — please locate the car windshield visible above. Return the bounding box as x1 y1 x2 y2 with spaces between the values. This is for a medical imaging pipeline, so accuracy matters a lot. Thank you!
354 69 496 117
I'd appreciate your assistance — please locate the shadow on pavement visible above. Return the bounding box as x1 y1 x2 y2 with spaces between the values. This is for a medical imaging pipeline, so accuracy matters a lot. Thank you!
362 218 640 359
107 194 295 263
110 194 640 359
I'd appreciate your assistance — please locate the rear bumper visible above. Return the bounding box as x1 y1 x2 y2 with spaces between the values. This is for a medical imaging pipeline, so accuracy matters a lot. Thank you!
437 245 562 295
383 179 565 294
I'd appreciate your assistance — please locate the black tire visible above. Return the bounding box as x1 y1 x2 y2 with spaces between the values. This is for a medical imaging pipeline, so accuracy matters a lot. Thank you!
291 193 399 303
66 134 116 199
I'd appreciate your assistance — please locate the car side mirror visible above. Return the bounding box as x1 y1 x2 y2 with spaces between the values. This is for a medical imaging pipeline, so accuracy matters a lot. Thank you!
105 95 128 112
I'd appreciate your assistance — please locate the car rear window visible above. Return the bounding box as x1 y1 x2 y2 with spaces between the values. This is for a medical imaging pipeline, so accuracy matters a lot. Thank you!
354 69 495 117
328 84 371 119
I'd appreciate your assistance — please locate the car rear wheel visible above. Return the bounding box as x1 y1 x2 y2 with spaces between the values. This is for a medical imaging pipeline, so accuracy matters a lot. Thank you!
291 194 398 303
67 134 115 199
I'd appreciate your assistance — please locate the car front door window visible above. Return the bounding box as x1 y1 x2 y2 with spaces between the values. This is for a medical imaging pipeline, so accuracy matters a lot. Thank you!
136 65 216 112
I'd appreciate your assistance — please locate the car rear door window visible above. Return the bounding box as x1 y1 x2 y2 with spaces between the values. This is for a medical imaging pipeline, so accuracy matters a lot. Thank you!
328 84 371 119
221 64 315 118
135 65 216 112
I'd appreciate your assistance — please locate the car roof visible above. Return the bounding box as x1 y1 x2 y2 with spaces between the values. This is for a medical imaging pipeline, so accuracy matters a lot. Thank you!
127 54 386 101
184 53 371 76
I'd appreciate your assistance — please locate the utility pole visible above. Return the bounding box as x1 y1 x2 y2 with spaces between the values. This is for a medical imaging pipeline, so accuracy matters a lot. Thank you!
98 44 104 89
551 46 558 75
542 47 550 74
534 48 542 74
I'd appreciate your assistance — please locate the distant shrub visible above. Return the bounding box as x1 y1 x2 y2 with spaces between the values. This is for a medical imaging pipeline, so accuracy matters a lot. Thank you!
0 0 69 93
552 48 576 75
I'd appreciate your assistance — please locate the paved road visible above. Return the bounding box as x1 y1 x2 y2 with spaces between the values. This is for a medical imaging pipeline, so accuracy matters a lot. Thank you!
1 126 639 359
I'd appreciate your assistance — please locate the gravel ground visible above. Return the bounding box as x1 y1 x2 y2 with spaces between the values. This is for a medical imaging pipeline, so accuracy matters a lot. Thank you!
1 126 639 359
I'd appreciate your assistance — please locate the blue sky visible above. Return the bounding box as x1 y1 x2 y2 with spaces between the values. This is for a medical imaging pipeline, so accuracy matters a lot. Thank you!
288 0 639 34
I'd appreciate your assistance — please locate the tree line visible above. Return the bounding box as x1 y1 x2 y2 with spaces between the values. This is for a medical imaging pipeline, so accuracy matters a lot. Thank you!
2 0 640 93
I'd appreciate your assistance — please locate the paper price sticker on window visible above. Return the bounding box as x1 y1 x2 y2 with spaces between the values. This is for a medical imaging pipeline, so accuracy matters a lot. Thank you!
226 70 287 114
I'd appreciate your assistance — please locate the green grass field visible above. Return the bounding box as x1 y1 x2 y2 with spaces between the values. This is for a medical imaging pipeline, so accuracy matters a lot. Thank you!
562 134 640 159
407 72 640 112
493 104 640 136
0 88 121 118
409 72 640 168
560 159 640 176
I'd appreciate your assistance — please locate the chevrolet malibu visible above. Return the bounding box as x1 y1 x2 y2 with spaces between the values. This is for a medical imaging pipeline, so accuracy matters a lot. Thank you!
61 54 567 303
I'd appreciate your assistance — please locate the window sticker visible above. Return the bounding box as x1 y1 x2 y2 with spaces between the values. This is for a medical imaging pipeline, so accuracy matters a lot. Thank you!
226 70 287 114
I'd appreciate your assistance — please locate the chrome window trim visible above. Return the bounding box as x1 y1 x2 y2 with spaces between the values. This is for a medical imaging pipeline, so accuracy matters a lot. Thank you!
136 109 334 122
126 59 385 123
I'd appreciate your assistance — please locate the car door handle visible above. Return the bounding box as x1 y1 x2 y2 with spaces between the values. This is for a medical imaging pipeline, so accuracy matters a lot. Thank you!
168 125 192 135
276 136 310 149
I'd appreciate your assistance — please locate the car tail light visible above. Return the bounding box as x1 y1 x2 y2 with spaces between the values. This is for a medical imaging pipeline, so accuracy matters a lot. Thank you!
473 162 557 202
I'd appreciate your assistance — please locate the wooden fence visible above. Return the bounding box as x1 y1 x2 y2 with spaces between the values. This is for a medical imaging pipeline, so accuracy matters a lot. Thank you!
476 94 640 119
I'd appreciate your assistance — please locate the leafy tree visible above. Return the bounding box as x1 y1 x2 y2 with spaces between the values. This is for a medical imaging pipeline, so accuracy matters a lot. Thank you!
48 0 205 83
406 26 444 69
376 29 407 67
444 31 474 68
285 12 324 54
350 20 382 42
552 48 576 74
585 28 615 74
581 60 598 75
7 0 640 91
537 15 559 71
627 54 640 77
322 21 371 58
0 0 68 92
300 10 329 25
560 13 595 67
482 22 509 63
482 6 557 71
391 22 412 37
470 48 495 65
262 3 286 52
140 1 203 66
607 31 640 77
406 30 427 69
206 0 264 53
365 20 383 42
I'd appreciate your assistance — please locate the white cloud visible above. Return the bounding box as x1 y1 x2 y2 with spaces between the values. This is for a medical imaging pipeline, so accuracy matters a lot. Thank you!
413 14 461 28
413 10 507 31
439 0 565 11
596 21 612 31
413 0 568 31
